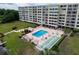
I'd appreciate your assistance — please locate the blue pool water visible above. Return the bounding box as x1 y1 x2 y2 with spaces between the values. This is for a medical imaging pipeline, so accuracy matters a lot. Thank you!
32 30 48 37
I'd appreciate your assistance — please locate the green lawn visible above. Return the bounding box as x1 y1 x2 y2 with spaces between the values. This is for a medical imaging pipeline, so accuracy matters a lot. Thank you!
0 21 37 33
67 34 79 54
4 32 27 54
0 21 38 55
59 32 79 54
4 32 37 55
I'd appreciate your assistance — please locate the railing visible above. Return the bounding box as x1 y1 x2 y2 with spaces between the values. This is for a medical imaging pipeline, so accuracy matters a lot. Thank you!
38 34 61 50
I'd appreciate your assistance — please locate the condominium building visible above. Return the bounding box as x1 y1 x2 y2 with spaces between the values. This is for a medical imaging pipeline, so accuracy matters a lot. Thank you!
19 4 79 29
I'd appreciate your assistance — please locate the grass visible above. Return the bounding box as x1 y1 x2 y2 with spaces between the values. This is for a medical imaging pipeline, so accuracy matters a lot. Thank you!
59 30 79 54
4 32 26 54
63 27 72 34
4 32 37 55
0 21 37 54
0 21 37 33
51 27 79 55
67 34 79 54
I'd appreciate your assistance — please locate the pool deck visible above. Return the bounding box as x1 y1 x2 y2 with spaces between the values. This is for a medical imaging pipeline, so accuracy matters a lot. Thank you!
22 26 64 50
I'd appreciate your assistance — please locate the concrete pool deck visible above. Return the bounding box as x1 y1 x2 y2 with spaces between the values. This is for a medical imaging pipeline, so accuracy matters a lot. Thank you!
22 26 64 50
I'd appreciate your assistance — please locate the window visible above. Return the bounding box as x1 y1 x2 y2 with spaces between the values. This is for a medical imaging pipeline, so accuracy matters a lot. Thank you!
49 17 52 19
50 8 58 10
77 25 79 27
45 17 48 18
68 8 72 10
72 15 76 17
78 18 79 20
71 21 75 23
62 8 66 10
60 5 66 7
49 20 52 22
67 11 71 14
38 16 41 18
50 8 54 10
59 14 65 16
49 11 58 13
49 14 57 16
30 16 32 17
77 22 79 24
73 4 78 7
59 17 65 19
38 11 41 13
55 8 58 10
66 21 70 23
38 9 41 10
49 17 58 19
61 23 64 25
71 24 74 26
67 15 71 17
73 8 77 10
66 24 69 26
38 14 41 15
68 5 72 7
72 18 75 20
63 5 66 7
35 14 37 15
45 14 48 16
59 20 64 22
72 11 77 14
38 6 42 8
60 5 63 7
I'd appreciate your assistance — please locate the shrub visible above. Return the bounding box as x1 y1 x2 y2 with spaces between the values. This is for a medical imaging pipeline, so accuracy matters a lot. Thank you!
0 9 19 23
12 26 17 30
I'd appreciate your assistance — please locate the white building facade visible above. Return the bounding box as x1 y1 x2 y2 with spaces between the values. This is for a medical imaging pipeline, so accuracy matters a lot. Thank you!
19 4 79 29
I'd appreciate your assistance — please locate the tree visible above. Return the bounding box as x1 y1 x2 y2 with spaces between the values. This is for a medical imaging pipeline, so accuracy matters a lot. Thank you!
0 9 5 15
0 9 19 23
1 12 14 23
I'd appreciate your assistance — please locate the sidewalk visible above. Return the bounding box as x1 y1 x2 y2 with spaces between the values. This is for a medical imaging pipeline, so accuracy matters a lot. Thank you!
4 28 27 35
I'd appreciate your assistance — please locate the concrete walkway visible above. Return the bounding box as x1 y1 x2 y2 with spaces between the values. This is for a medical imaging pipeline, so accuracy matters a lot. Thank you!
4 28 27 35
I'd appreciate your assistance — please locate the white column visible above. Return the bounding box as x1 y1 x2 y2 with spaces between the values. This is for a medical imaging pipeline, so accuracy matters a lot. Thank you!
75 4 79 29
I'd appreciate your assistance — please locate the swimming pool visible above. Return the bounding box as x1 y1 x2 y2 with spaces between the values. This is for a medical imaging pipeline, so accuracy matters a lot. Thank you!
32 30 48 37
